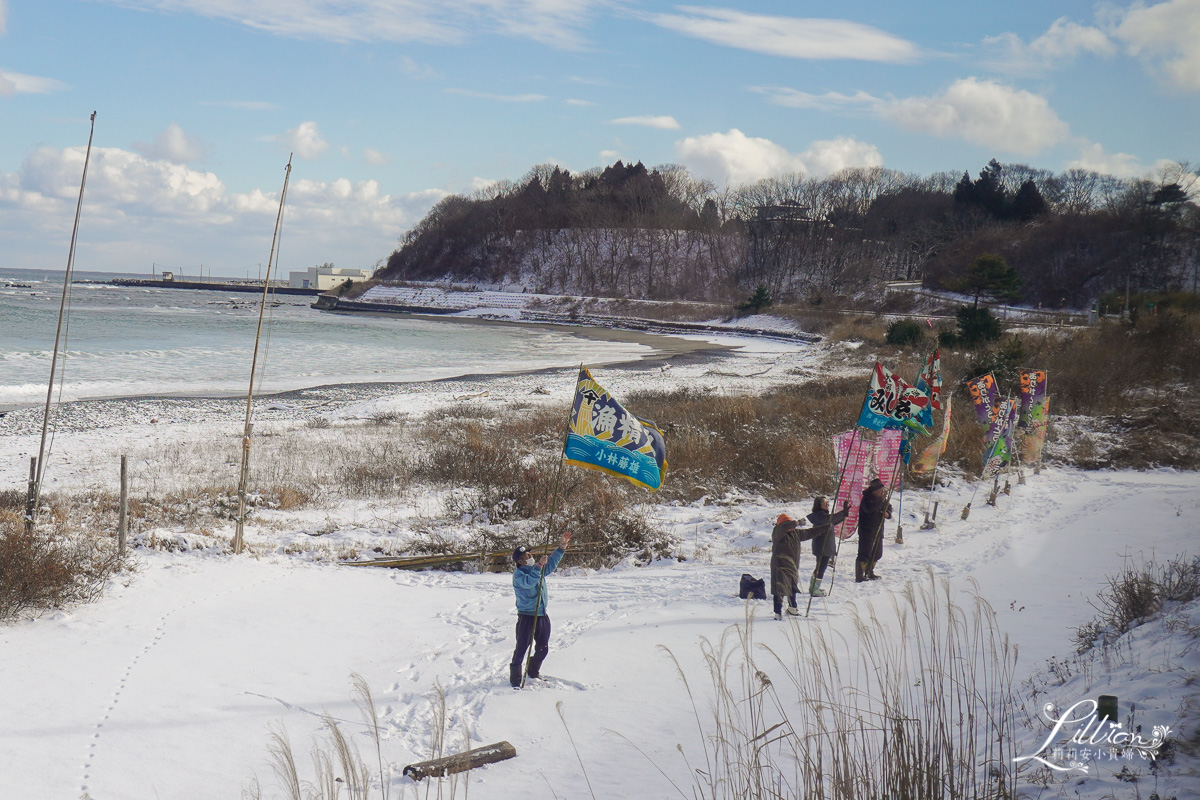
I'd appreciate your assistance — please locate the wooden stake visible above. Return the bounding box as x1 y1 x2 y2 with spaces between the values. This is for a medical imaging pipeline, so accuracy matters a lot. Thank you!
118 455 128 554
402 741 517 780
24 457 37 535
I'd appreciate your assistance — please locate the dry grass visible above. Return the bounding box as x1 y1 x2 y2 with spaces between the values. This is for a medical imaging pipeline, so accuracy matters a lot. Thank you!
660 569 1020 799
0 505 125 618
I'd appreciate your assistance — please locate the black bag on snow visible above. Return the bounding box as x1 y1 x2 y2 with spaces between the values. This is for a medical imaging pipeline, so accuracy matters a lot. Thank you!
739 573 767 600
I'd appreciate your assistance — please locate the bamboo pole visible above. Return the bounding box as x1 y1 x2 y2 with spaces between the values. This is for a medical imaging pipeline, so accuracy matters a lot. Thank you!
233 155 292 554
30 111 97 530
522 365 579 688
806 426 862 616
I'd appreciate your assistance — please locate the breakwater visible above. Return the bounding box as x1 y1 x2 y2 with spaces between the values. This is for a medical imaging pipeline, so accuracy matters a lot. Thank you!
108 278 322 296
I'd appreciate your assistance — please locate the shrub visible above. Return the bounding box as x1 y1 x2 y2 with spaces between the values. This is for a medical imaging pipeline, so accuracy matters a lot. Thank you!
0 512 123 619
1073 554 1200 651
955 305 1002 347
738 285 772 314
885 319 925 347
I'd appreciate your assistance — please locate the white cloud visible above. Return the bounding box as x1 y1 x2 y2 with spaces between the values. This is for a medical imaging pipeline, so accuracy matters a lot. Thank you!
91 0 599 50
881 77 1069 155
1114 0 1200 91
983 18 1115 73
753 86 880 111
599 149 621 160
650 7 920 62
363 147 390 166
0 68 68 96
800 137 884 176
133 123 206 163
674 129 881 185
565 98 596 107
282 121 329 160
609 115 680 130
446 88 547 102
1067 142 1156 178
1 143 446 272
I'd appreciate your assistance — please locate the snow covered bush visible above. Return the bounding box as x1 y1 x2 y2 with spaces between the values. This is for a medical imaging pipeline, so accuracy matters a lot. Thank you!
0 501 123 619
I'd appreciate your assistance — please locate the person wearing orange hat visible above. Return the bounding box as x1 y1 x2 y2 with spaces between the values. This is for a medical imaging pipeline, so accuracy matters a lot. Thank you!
770 512 815 619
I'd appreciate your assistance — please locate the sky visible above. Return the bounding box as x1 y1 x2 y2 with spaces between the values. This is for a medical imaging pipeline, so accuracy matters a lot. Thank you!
1 0 1198 277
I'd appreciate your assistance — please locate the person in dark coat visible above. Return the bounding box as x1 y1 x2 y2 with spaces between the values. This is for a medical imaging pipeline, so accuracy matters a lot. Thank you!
806 496 850 596
856 478 892 582
771 513 815 618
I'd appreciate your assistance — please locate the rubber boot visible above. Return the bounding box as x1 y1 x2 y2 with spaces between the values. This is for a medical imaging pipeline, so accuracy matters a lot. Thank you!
809 576 826 597
509 664 522 689
855 560 866 582
867 561 881 580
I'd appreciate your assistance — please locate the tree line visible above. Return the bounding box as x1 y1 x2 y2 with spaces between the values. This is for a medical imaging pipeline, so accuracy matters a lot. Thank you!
380 158 1200 309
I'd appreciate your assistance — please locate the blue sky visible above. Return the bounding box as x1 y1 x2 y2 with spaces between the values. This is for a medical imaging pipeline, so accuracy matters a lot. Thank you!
2 0 1198 277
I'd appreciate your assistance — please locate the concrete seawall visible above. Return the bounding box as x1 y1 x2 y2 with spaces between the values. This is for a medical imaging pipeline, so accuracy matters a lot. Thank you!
109 278 322 296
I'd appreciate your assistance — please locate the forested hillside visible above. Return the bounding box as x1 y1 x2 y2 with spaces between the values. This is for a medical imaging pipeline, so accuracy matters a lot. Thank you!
381 159 1199 309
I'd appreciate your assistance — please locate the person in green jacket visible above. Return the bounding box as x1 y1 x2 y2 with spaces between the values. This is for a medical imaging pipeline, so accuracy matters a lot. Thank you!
510 530 572 688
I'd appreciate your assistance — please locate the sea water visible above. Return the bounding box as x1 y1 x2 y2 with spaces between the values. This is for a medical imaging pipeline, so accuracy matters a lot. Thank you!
0 268 652 407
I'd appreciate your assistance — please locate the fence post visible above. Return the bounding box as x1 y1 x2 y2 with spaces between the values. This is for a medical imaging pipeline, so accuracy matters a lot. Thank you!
118 455 128 554
24 456 37 535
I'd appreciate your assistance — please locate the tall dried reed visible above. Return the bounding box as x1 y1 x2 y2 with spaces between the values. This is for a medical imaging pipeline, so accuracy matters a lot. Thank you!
661 569 1020 799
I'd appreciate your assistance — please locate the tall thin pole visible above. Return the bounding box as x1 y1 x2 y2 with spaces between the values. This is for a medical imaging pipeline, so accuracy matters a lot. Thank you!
233 155 293 554
30 111 97 527
522 365 580 688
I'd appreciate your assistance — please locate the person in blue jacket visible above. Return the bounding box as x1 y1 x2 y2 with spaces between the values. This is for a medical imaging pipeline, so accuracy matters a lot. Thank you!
510 530 572 688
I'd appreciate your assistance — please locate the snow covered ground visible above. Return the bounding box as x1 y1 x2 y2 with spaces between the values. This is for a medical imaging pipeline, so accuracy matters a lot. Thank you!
1 329 1196 799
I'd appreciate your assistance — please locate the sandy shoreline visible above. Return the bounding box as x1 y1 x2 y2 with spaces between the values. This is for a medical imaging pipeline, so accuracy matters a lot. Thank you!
0 318 743 435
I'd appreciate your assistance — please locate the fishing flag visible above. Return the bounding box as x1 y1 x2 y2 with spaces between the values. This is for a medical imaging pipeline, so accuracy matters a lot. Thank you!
1018 369 1048 428
965 373 998 427
874 428 905 490
856 362 931 434
917 347 943 412
911 395 953 474
832 430 872 540
563 367 667 491
1020 396 1051 463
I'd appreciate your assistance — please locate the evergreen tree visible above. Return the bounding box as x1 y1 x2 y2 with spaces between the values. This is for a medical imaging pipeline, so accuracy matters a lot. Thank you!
958 253 1023 306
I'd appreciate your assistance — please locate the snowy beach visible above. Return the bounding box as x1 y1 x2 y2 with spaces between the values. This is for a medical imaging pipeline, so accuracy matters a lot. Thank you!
2 315 1197 800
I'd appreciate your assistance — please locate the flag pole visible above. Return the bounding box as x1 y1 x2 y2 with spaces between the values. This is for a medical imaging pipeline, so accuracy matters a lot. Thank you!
521 363 579 688
806 426 861 616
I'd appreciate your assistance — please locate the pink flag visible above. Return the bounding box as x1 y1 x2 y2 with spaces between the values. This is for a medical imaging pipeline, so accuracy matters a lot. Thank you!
832 430 872 540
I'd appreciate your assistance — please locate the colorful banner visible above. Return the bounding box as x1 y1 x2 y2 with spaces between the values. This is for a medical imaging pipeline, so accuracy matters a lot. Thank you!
986 397 1014 446
856 362 931 434
966 373 998 427
1020 396 1051 463
874 428 905 490
912 395 953 474
982 400 1017 477
917 347 943 412
1018 369 1048 428
563 367 667 491
832 430 872 540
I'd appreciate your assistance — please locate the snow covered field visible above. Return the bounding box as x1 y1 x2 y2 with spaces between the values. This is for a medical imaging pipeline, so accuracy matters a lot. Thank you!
2 329 1196 799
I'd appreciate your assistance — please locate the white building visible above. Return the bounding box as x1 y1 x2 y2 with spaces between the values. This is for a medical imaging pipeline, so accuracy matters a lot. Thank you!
288 265 372 290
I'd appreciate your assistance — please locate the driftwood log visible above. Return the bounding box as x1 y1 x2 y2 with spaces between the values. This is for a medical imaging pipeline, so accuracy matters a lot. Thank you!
402 741 517 780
